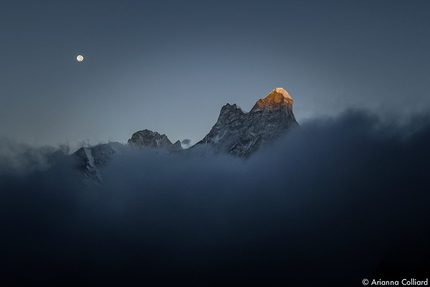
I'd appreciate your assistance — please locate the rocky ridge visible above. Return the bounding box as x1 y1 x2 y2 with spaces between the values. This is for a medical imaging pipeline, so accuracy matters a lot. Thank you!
73 87 298 183
74 131 182 184
196 87 298 157
128 129 182 151
74 143 117 184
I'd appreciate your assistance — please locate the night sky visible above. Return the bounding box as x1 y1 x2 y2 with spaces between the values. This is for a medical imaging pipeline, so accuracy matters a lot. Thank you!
2 0 430 148
1 1 430 286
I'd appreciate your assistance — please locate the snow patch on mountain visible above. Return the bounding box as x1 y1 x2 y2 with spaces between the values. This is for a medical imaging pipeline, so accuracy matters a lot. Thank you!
74 143 117 184
71 88 299 183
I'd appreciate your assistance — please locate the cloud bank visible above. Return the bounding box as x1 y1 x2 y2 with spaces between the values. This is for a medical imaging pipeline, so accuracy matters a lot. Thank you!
1 109 429 285
0 138 61 174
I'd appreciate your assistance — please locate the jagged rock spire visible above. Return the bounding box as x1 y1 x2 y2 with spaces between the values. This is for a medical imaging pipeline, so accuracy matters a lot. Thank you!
196 88 298 157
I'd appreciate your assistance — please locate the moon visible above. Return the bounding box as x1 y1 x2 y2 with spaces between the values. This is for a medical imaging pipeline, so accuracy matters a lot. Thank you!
76 55 84 62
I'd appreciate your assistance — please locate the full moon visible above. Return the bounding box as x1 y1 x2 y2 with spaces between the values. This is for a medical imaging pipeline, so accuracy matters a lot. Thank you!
76 55 84 62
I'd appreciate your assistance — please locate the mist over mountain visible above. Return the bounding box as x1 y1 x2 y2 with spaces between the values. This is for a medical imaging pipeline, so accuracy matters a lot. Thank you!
1 106 430 285
72 88 299 183
0 138 58 174
2 0 430 284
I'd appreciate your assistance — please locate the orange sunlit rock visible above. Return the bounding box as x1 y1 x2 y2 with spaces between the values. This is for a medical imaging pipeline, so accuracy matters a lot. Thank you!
251 87 293 111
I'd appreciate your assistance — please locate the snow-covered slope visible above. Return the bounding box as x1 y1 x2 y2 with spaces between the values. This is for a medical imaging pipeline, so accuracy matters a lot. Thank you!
72 88 298 183
74 143 117 184
196 88 298 157
74 130 182 184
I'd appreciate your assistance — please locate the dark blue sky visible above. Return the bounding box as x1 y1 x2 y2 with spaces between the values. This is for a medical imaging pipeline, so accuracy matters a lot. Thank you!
2 0 430 149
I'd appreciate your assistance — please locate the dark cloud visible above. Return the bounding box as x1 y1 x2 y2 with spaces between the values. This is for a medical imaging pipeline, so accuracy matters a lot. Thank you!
181 138 192 148
1 109 430 285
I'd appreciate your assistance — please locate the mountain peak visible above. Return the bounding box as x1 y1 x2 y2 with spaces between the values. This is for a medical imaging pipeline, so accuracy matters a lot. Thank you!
128 129 183 151
273 87 292 101
251 87 293 111
196 87 298 157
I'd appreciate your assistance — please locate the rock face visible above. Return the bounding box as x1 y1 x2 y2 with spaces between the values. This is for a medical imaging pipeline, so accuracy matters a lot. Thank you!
196 87 298 157
74 143 117 184
73 130 182 184
128 129 183 151
71 88 298 184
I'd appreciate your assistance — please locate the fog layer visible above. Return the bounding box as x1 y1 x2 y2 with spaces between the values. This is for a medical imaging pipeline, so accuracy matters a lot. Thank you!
1 110 429 285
